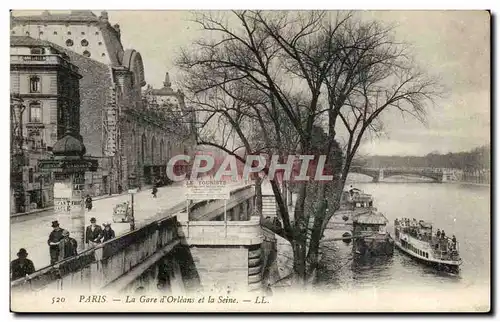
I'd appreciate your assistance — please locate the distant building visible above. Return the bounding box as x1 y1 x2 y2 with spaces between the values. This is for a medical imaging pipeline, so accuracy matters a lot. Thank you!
10 37 82 213
11 11 196 193
141 72 197 182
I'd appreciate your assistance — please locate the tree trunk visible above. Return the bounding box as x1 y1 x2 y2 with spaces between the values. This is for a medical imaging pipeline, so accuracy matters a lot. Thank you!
255 175 263 215
282 181 288 208
292 240 307 286
288 185 293 206
306 184 328 274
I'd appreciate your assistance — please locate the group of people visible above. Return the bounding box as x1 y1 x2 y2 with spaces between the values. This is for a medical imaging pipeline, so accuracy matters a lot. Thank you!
47 217 116 265
47 220 78 265
435 229 458 252
11 185 165 281
397 218 458 252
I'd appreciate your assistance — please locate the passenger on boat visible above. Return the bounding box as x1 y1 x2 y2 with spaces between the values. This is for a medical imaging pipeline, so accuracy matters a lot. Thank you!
441 230 446 239
450 235 458 252
436 229 441 238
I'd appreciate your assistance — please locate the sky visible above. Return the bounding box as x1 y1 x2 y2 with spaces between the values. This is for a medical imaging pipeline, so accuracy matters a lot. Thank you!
12 10 491 156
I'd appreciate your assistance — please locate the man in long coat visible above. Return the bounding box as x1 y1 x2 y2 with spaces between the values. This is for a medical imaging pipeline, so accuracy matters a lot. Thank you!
85 217 102 248
47 220 64 265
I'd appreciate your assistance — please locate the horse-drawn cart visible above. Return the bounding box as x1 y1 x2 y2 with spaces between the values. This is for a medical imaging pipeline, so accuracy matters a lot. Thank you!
112 202 133 223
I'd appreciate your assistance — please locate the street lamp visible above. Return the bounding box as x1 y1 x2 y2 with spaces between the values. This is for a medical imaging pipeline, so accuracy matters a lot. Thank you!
128 174 138 231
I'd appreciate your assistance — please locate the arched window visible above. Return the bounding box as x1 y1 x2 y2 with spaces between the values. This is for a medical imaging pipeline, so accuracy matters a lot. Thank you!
81 39 89 46
66 39 74 47
29 76 41 93
29 102 42 123
160 139 164 163
141 134 146 164
151 136 156 164
28 168 34 183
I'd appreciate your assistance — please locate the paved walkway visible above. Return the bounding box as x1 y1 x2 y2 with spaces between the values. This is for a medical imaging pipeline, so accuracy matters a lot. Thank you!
11 180 246 271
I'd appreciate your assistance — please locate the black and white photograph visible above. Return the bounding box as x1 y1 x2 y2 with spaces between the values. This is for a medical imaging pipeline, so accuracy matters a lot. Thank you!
8 9 491 312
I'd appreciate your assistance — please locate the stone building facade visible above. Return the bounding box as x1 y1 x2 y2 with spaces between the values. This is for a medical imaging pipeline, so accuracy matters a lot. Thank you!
11 10 196 196
10 37 82 213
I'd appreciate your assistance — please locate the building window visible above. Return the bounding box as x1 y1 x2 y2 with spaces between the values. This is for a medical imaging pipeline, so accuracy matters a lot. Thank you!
95 31 99 35
66 39 74 47
11 31 15 34
81 39 89 46
81 31 85 35
25 31 30 36
98 41 102 45
29 76 41 93
53 31 58 35
28 168 34 183
39 31 44 35
101 53 106 57
29 102 42 123
30 47 44 55
83 50 91 57
67 31 72 35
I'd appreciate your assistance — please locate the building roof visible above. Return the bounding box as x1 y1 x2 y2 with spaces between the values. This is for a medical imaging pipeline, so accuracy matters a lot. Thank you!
10 36 54 48
353 210 388 225
11 11 125 67
12 10 99 23
151 72 178 96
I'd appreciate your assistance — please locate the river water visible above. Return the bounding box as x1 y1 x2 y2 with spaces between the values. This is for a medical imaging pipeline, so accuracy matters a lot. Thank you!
315 180 490 305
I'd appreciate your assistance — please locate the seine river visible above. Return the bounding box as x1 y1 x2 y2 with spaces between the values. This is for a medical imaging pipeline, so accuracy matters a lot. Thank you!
315 180 490 303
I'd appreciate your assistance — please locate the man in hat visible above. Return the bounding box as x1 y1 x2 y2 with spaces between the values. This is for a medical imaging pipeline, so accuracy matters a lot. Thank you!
85 217 102 248
47 220 64 265
59 230 78 260
10 248 35 280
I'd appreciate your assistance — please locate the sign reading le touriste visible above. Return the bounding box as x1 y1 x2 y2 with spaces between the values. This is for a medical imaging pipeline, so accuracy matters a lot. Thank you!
185 180 230 200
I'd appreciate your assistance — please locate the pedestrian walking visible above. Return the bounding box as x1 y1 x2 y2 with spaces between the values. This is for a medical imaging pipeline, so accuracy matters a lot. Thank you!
10 248 35 280
152 186 158 198
85 195 93 211
85 217 102 248
100 222 116 242
59 230 78 260
47 221 64 265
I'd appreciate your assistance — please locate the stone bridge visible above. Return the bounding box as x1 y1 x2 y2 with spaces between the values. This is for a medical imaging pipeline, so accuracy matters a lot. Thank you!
349 167 454 183
11 184 280 307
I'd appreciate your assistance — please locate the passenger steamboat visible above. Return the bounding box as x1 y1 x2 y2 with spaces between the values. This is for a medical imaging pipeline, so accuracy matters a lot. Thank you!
393 218 462 273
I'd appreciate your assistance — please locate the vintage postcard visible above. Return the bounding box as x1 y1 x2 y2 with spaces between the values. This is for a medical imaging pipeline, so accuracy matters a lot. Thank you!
9 9 490 312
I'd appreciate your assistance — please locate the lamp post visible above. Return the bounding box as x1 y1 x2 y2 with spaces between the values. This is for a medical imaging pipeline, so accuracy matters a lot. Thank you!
38 129 98 252
128 174 137 231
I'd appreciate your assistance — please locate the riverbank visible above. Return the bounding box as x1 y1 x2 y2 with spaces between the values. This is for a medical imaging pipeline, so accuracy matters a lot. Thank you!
445 181 490 187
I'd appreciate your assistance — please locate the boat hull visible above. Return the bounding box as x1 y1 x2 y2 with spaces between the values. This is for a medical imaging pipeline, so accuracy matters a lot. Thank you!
394 239 461 273
354 235 394 257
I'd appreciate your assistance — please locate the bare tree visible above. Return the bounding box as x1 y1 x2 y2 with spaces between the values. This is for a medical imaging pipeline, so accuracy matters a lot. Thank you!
177 10 440 285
